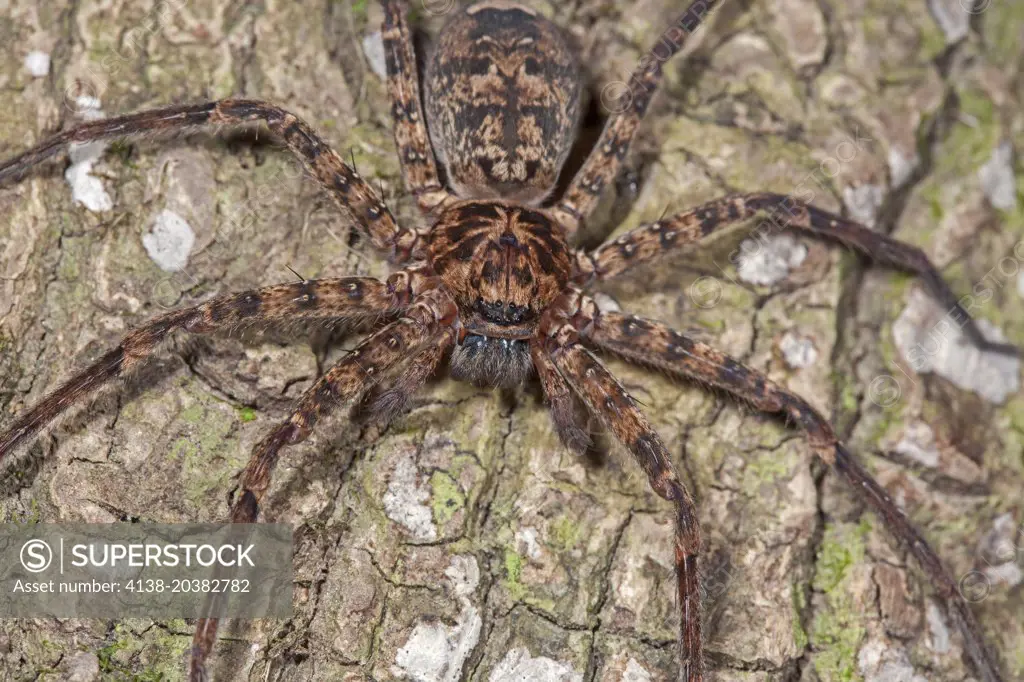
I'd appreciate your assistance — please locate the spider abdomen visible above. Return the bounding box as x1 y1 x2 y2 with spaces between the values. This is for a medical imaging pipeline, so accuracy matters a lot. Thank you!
425 1 581 204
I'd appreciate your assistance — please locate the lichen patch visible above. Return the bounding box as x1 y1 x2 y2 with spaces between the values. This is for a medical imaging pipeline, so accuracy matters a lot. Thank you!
392 555 482 681
893 421 939 468
23 51 50 77
737 234 807 286
64 97 113 213
856 636 927 682
384 451 439 542
780 331 819 369
489 647 583 682
979 141 1017 211
927 0 970 43
363 31 387 79
623 658 654 682
142 209 196 272
843 184 884 227
893 288 1020 404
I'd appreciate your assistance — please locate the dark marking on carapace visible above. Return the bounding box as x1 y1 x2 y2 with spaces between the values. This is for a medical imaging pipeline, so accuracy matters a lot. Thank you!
621 316 652 337
236 293 262 318
427 200 572 331
295 281 318 308
344 280 364 300
699 210 718 235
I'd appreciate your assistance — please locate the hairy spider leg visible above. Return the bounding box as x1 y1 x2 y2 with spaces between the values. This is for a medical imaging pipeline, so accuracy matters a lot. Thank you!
577 192 1017 355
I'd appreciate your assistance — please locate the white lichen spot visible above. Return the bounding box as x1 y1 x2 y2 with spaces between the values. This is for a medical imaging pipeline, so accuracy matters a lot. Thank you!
383 452 438 541
515 526 543 560
978 513 1024 589
242 641 262 678
393 619 451 681
887 148 917 189
76 95 103 114
24 50 51 77
857 637 927 682
623 658 654 682
64 651 100 682
893 421 939 468
592 292 621 314
142 209 196 272
445 555 480 597
392 555 482 681
927 0 969 43
985 513 1020 555
925 600 950 654
779 331 818 369
736 234 807 286
983 561 1023 590
64 96 113 212
892 288 1020 404
843 184 885 227
363 31 387 79
979 141 1018 211
65 144 113 212
489 648 583 682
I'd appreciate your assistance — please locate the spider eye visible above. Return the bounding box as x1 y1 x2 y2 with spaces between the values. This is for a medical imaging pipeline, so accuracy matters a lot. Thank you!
474 298 534 325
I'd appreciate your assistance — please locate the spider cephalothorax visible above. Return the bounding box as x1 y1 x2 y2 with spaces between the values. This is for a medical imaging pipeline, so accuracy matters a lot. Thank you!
428 200 574 386
0 1 1014 681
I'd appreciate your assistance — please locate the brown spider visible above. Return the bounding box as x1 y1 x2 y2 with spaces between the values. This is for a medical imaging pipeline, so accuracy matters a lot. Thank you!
0 0 1014 680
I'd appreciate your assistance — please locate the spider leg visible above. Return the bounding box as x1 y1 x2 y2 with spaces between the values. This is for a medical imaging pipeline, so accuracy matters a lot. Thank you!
381 0 455 215
189 287 457 681
576 192 1017 355
538 305 704 682
0 99 420 262
552 0 719 237
579 305 1005 682
0 269 436 463
352 325 455 427
530 339 593 455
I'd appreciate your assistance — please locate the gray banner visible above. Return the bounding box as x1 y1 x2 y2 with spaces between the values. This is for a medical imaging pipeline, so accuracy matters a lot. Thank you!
0 523 292 617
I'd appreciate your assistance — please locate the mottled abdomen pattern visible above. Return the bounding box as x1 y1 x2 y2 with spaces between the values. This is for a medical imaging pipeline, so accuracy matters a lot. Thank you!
425 1 581 204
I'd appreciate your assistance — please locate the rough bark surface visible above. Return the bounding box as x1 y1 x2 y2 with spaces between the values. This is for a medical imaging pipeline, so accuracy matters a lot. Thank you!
1 1 1023 681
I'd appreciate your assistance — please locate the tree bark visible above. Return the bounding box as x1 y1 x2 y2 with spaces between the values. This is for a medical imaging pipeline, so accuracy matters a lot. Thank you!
1 0 1023 680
